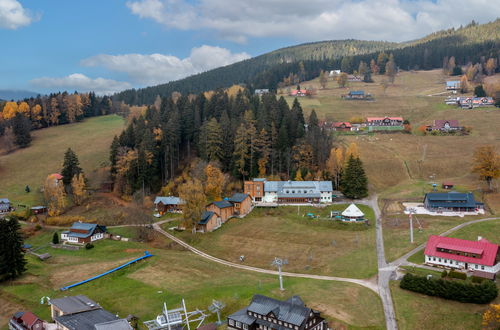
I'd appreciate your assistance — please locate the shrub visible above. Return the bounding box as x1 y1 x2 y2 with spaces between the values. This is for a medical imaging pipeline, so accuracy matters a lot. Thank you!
400 273 497 304
449 270 467 280
441 270 448 278
471 276 485 284
85 243 94 250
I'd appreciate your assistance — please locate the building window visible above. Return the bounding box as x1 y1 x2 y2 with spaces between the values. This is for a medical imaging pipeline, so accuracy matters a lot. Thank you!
236 322 241 328
229 319 235 326
481 266 485 270
243 324 249 330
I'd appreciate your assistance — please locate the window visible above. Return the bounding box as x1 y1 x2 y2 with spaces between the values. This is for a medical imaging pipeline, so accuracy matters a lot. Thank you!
243 324 249 330
229 320 235 326
475 264 478 269
236 322 241 328
481 266 485 270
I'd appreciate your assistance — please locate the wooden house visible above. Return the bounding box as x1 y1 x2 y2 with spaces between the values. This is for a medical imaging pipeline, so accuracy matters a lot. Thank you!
366 117 404 131
9 311 45 330
244 178 266 202
289 89 309 97
228 193 252 216
154 196 184 214
196 211 220 233
61 222 107 244
228 294 327 330
207 200 234 223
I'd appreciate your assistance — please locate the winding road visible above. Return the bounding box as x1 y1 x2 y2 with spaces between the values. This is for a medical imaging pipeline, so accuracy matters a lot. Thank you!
145 200 499 330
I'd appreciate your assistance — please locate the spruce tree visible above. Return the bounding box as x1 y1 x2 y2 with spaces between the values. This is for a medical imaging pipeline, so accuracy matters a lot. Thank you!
52 232 59 244
340 155 368 199
12 112 32 148
109 136 120 178
61 148 83 186
0 217 27 282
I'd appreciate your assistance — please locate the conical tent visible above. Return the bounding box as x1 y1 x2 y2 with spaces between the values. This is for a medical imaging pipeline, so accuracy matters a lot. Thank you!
341 203 364 218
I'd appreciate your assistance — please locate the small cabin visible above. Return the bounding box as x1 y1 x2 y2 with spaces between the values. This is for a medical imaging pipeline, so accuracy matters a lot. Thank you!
442 182 454 189
207 200 234 223
154 196 184 215
228 193 252 216
196 211 221 233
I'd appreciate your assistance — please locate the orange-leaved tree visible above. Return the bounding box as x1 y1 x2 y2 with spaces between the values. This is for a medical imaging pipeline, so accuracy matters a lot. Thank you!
471 145 500 191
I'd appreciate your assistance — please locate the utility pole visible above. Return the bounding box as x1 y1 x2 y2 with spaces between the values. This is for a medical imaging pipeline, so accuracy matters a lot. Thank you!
271 257 288 291
409 211 414 243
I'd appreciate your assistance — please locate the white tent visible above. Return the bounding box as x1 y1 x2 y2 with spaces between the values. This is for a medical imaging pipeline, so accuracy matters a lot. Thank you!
341 203 364 218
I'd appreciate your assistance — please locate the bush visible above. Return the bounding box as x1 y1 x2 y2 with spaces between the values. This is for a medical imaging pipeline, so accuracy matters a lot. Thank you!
85 243 94 250
471 276 485 284
441 270 448 278
449 270 467 280
400 273 497 304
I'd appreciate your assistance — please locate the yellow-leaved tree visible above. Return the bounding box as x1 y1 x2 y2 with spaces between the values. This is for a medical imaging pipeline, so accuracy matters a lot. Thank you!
472 145 500 191
71 173 87 206
44 174 67 216
345 142 359 161
178 178 207 232
204 164 224 201
2 101 19 120
482 304 500 329
326 147 344 189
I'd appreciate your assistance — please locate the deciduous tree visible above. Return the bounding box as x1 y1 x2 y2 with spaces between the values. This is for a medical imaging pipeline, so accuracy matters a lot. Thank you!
319 70 328 89
44 174 67 216
337 72 348 88
204 164 224 201
71 173 87 206
178 178 207 232
471 145 500 191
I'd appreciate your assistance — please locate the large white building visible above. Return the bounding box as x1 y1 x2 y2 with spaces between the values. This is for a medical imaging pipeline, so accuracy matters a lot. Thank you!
424 235 500 279
244 179 333 204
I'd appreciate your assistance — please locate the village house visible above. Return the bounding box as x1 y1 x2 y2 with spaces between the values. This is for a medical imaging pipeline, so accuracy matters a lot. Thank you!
366 117 404 131
207 200 234 223
424 235 500 279
227 294 327 330
423 192 483 212
50 295 132 330
426 120 462 132
154 196 184 215
332 122 352 132
244 179 333 204
61 222 107 244
289 89 309 97
446 80 461 90
254 89 270 96
458 97 495 109
228 193 253 216
0 198 11 214
9 311 45 330
341 90 372 100
196 211 220 233
329 70 341 77
442 182 454 190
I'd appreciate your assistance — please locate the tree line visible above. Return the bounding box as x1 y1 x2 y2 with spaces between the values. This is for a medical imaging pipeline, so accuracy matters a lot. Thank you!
109 88 333 196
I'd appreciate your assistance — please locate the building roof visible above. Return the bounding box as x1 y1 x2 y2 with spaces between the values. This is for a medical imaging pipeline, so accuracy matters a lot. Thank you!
50 173 64 180
264 181 333 193
342 204 364 217
290 89 308 95
67 222 106 238
211 200 233 209
424 192 481 209
424 235 499 266
433 120 460 129
277 193 321 198
366 117 403 122
154 196 184 205
0 198 10 203
20 311 43 327
247 294 310 326
333 122 352 128
228 193 250 203
199 211 215 225
349 90 364 95
50 295 101 314
253 178 267 182
94 319 133 330
446 81 460 87
55 308 120 330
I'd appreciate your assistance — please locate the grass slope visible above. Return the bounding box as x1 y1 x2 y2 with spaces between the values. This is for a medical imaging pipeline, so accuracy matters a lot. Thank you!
0 229 385 330
0 115 125 206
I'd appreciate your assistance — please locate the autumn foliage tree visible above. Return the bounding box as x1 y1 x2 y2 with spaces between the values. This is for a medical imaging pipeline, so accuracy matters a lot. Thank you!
319 70 328 89
204 164 224 201
178 178 207 232
482 304 500 329
337 72 348 88
471 145 500 191
71 173 87 205
44 174 67 216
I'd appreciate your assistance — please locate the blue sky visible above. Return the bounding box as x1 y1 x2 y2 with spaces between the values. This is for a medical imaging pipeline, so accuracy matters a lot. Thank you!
0 0 498 94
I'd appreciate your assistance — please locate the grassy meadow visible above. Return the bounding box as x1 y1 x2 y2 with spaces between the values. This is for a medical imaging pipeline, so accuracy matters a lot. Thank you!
166 204 378 279
0 228 385 330
0 115 125 206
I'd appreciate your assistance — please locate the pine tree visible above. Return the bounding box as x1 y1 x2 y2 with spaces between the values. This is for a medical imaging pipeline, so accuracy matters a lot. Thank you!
340 155 368 199
61 148 83 186
12 112 32 148
204 118 223 162
233 123 249 179
110 136 120 178
0 217 27 282
52 232 60 244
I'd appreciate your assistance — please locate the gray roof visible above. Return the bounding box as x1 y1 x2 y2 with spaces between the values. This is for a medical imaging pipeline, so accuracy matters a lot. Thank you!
212 200 233 209
55 309 120 330
424 192 481 208
199 211 215 225
154 196 184 205
67 223 106 238
94 319 132 330
265 181 332 194
228 193 250 203
50 295 101 314
0 198 10 204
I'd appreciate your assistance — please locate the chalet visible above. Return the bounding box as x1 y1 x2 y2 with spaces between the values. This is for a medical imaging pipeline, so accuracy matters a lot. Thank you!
342 90 372 100
0 198 11 213
9 311 45 330
254 89 270 96
442 182 454 189
207 200 234 223
341 203 365 222
197 211 220 233
61 222 107 244
154 196 184 214
244 179 333 204
423 192 483 212
290 89 309 97
50 295 132 330
366 117 404 131
458 97 495 109
427 120 461 132
228 193 253 216
332 122 352 132
424 235 500 278
446 80 460 90
227 294 327 330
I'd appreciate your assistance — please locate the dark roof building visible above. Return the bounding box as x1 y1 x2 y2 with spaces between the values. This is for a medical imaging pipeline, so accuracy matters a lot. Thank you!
50 295 101 316
428 120 461 131
199 211 216 225
212 200 234 209
423 192 483 212
55 308 131 330
228 295 327 330
228 193 250 203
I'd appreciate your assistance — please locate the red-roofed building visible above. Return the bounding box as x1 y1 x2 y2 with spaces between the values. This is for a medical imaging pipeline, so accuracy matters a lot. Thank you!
290 89 309 97
424 235 500 276
9 311 46 330
333 122 352 132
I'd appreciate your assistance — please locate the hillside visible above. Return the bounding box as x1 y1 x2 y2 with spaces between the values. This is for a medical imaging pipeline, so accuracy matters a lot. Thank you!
0 89 39 101
0 115 125 206
114 20 500 105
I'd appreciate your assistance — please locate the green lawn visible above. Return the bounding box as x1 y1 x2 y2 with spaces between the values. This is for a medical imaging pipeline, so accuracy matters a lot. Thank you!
0 115 125 206
0 228 385 330
167 204 378 279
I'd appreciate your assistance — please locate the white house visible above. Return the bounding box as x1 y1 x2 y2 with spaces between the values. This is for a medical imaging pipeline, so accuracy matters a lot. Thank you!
424 235 500 279
244 179 333 204
61 222 107 244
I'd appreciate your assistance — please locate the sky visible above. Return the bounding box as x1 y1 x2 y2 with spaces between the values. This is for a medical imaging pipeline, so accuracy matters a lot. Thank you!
0 0 499 95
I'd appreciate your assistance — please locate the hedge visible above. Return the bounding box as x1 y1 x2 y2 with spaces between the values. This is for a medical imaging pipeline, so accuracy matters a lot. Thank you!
449 270 467 280
400 273 498 304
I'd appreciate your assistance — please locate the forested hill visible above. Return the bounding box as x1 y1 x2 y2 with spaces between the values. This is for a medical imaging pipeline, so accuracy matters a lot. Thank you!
114 19 500 105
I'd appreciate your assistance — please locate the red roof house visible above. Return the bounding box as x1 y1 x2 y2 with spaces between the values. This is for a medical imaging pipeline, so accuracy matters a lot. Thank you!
10 311 45 330
424 235 500 276
333 122 352 131
290 89 309 97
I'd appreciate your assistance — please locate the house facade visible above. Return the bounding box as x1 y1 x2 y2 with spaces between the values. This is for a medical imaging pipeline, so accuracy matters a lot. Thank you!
423 192 483 212
154 196 184 214
427 120 461 132
424 235 500 277
197 211 221 233
61 222 107 244
244 179 333 204
227 295 327 330
228 193 253 216
9 311 45 330
254 89 270 96
207 200 234 223
366 117 403 126
290 89 309 97
458 97 495 109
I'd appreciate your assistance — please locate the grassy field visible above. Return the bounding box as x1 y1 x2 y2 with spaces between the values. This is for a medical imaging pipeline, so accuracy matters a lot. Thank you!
390 280 499 330
0 115 125 206
0 228 385 330
167 204 378 279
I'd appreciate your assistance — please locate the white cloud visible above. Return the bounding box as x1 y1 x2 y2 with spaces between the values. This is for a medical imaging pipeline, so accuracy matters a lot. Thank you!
126 0 500 42
0 0 35 29
81 45 250 86
30 73 132 95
